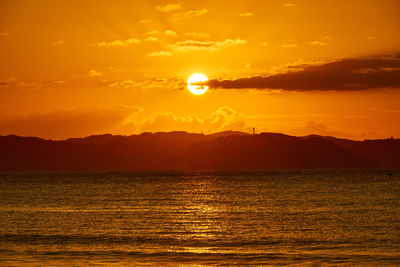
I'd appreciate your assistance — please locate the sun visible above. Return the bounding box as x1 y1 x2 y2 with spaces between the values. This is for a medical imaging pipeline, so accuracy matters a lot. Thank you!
187 73 209 95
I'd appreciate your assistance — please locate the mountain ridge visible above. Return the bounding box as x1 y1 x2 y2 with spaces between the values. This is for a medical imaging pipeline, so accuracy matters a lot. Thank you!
0 131 399 171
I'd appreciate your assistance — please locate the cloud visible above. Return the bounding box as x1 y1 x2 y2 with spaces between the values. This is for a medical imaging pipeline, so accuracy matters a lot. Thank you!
309 36 332 46
88 70 102 76
140 107 247 133
281 43 298 48
109 80 137 88
94 38 141 47
144 36 158 42
202 56 400 91
148 51 173 57
292 121 342 137
156 4 181 12
170 8 208 21
145 30 159 35
139 19 152 24
0 106 141 140
0 77 44 91
0 105 248 139
109 78 184 91
171 38 247 52
185 32 209 38
51 40 64 46
284 3 296 8
54 80 67 84
239 12 253 17
164 29 177 37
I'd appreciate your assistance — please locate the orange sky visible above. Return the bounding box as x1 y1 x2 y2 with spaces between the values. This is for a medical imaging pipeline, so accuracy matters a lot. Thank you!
1 0 400 140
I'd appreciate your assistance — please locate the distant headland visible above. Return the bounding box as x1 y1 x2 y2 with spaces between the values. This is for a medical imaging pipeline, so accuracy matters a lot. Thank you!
0 131 399 171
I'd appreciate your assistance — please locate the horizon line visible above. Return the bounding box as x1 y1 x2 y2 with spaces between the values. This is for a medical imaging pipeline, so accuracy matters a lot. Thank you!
1 130 397 143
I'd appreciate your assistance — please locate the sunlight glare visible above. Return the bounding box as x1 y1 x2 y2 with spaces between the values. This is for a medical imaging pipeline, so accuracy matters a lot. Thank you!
187 73 209 95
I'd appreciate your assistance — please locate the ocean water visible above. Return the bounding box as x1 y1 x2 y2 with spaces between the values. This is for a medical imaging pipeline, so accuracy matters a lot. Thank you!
0 170 399 266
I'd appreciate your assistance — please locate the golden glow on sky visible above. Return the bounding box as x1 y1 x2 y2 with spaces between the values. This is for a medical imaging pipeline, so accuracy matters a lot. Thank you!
187 73 208 95
0 0 399 140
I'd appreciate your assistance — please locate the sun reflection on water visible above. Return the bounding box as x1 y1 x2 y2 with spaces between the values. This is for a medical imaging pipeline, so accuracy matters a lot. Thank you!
171 176 231 253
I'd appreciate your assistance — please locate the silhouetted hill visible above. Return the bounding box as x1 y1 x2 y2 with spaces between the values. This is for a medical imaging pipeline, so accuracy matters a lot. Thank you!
0 132 399 171
185 133 375 170
207 130 250 138
325 136 400 168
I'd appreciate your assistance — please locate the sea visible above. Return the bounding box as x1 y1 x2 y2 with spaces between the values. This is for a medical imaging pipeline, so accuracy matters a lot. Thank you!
0 170 399 266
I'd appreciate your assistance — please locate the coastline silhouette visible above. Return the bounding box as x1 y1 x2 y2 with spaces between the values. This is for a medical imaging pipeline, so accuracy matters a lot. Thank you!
1 131 399 171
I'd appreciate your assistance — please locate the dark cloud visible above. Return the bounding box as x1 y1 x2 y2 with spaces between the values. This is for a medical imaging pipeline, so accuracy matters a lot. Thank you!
204 56 400 91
